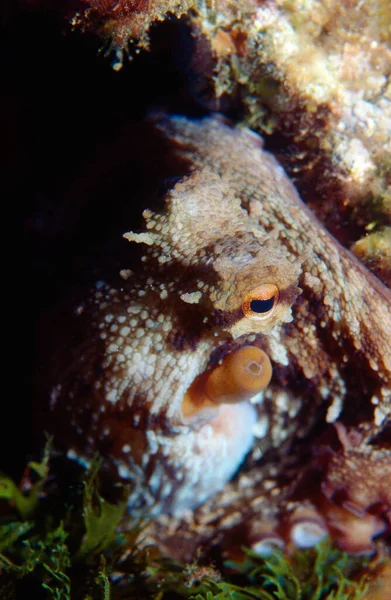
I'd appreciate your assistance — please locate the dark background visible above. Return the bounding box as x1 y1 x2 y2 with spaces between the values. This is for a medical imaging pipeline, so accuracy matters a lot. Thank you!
1 2 218 478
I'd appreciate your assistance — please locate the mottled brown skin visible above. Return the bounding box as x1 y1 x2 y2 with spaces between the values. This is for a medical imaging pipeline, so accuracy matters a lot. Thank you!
43 115 391 558
163 116 391 408
45 154 301 516
143 116 391 559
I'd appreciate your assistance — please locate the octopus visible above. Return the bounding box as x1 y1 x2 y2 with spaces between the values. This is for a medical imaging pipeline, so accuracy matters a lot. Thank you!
40 114 391 560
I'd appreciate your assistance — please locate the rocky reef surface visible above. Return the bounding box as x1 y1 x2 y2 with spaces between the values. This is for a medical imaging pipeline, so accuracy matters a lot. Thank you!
66 0 391 286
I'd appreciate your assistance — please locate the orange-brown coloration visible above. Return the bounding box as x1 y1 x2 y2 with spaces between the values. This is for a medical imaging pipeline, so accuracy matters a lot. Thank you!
205 346 272 404
360 560 391 600
319 497 386 555
182 346 272 419
242 284 280 320
211 30 236 57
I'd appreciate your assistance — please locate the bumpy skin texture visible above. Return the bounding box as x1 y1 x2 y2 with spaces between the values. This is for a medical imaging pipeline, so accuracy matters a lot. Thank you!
44 116 391 556
46 150 301 516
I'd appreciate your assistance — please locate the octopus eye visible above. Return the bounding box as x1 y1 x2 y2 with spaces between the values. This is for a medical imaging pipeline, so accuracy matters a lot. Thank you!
242 284 279 320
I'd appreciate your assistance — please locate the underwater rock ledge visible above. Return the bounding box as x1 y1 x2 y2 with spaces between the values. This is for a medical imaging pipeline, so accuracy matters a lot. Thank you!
34 0 391 287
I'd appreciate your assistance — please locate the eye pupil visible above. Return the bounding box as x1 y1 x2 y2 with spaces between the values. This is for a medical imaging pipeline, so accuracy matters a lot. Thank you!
242 283 280 321
250 298 275 314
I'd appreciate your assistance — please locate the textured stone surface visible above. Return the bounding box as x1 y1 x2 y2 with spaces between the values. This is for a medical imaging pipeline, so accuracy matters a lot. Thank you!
64 0 391 286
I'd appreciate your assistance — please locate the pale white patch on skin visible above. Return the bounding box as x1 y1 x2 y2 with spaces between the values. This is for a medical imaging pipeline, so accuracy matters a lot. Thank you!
180 291 203 304
326 395 343 423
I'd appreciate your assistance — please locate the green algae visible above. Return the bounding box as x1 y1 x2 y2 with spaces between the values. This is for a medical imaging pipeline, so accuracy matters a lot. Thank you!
0 448 381 600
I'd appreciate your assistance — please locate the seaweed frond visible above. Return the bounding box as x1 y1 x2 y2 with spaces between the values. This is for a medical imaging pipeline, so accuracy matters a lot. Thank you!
225 540 370 600
0 447 388 600
0 440 50 519
75 457 127 560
